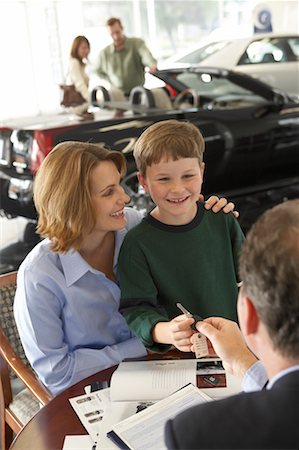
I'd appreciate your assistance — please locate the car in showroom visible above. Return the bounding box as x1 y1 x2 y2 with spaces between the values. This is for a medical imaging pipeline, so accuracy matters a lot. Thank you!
162 34 299 98
1 65 299 238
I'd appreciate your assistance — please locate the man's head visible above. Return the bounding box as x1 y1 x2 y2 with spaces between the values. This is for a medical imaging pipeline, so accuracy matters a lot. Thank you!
239 199 299 359
134 120 205 224
106 17 125 49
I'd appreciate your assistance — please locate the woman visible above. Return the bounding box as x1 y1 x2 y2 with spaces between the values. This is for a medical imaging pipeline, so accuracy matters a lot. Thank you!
67 36 91 114
14 141 237 395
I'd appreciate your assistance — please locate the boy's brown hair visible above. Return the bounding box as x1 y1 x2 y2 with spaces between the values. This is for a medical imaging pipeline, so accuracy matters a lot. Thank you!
133 119 205 176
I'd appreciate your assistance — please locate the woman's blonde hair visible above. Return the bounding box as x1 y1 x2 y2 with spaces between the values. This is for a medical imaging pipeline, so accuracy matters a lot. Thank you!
34 141 126 253
133 119 205 176
70 35 90 64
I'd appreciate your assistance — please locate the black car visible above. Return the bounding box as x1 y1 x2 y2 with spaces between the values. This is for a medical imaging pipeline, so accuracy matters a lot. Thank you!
1 66 299 234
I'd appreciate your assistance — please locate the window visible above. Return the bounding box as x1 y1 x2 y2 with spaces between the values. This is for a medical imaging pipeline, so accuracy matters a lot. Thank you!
238 36 299 66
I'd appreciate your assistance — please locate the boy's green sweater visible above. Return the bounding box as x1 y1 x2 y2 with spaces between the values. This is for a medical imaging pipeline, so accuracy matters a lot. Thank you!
119 202 245 352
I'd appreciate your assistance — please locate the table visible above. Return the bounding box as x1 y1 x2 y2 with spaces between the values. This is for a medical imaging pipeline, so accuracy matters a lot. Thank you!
10 354 241 450
10 366 117 450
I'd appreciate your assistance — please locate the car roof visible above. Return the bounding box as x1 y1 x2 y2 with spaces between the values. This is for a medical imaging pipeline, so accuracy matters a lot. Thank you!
165 33 299 68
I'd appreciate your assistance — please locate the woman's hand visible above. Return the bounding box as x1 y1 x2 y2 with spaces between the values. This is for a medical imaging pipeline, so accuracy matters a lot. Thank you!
199 194 239 218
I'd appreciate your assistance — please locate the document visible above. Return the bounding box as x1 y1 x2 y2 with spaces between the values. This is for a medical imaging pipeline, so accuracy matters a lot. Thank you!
69 388 140 447
107 383 211 450
69 359 240 448
62 435 96 450
110 359 198 401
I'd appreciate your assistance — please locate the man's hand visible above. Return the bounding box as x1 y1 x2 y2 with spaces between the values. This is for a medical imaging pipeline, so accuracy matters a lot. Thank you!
152 315 195 352
148 65 157 73
199 194 239 219
192 317 257 379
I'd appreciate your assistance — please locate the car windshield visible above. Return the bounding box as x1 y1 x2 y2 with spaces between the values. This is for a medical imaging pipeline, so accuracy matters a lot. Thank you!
176 71 266 102
177 40 230 64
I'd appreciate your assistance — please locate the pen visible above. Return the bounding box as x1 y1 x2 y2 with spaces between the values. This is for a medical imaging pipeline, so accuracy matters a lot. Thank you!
176 302 204 330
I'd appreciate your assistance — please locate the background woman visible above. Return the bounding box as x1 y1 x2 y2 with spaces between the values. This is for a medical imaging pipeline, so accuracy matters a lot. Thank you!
67 35 91 115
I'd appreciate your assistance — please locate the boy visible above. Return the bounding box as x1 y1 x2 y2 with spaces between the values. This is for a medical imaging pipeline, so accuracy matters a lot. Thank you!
118 119 244 353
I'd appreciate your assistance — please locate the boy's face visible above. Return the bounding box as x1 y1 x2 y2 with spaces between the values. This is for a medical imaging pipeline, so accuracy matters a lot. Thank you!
138 157 204 225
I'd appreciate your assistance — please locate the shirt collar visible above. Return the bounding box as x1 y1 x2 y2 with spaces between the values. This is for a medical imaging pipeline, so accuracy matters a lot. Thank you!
60 228 127 286
268 364 299 389
59 250 93 286
111 36 127 53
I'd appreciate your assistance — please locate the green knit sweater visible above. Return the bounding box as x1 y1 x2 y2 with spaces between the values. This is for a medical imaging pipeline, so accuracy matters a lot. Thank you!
119 202 245 352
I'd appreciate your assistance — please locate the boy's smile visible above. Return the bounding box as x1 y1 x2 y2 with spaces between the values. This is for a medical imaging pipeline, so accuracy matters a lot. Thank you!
139 157 204 225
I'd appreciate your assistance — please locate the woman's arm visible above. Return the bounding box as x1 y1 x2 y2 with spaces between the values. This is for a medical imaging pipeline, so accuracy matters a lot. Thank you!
68 58 89 101
14 265 145 395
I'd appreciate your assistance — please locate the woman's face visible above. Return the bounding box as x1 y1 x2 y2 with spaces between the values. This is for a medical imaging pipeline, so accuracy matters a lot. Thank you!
77 41 90 60
89 161 130 233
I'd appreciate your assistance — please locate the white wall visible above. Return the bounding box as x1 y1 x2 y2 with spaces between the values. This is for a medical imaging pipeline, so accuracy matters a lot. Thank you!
0 0 298 121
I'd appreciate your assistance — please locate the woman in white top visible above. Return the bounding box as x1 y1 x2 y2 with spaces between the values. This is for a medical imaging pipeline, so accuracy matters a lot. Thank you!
68 36 91 115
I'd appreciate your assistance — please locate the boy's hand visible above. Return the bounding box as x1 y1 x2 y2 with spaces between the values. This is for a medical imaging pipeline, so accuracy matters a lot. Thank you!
152 315 195 352
200 194 239 218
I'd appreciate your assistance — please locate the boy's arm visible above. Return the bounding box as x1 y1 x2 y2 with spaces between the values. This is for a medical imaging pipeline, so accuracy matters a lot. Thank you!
118 236 171 352
228 214 245 280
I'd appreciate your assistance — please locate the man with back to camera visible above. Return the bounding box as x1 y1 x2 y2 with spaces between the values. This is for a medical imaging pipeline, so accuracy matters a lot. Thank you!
95 17 157 96
165 199 299 449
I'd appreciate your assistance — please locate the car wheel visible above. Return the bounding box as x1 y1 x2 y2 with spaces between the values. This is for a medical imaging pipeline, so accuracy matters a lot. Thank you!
121 171 154 215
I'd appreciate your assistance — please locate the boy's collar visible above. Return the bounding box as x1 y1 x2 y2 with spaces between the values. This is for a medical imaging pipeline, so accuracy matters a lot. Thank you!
144 201 204 232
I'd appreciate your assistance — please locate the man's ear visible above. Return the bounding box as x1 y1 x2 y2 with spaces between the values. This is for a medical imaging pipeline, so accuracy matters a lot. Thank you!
241 296 260 336
137 172 149 192
201 162 205 175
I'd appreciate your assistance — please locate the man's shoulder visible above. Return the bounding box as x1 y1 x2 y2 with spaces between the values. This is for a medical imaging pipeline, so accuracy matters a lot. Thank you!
100 42 114 55
166 388 299 448
126 36 145 46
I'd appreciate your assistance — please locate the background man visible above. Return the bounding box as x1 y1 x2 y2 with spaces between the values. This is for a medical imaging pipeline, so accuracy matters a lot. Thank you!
165 199 299 449
95 17 157 96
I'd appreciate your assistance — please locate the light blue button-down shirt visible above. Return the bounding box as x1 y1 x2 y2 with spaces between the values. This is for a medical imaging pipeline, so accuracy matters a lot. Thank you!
242 360 299 392
14 208 147 395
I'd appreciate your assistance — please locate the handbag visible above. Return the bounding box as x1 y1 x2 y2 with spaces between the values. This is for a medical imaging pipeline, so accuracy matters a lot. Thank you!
60 84 85 107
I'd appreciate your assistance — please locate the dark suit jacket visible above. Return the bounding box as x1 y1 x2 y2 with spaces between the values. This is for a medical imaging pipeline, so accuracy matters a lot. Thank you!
165 370 299 449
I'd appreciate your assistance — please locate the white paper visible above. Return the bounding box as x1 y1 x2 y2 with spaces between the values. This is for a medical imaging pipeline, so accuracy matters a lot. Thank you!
69 369 242 449
108 384 211 450
62 435 95 450
69 388 142 448
110 359 197 401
